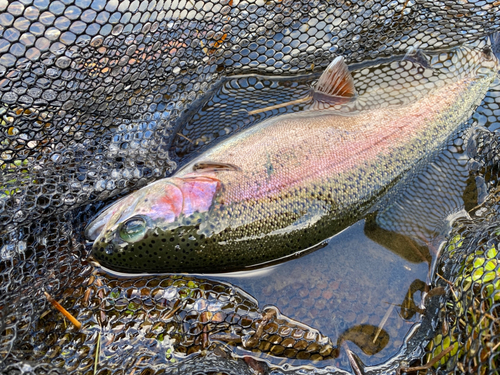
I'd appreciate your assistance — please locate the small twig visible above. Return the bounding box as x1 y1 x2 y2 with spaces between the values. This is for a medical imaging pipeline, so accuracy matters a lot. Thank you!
210 332 242 344
44 291 82 329
491 340 500 352
200 311 210 349
83 274 95 306
130 357 144 375
247 96 311 115
83 289 92 306
436 273 453 286
176 133 193 143
94 276 106 326
374 303 394 343
40 298 65 319
436 273 459 301
341 341 364 375
94 331 101 375
442 315 449 336
399 0 410 18
398 345 454 374
426 287 446 298
165 299 184 320
243 309 276 349
484 312 496 321
466 187 500 213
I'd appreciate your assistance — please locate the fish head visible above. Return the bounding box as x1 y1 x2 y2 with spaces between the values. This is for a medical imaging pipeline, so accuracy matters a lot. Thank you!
86 175 221 270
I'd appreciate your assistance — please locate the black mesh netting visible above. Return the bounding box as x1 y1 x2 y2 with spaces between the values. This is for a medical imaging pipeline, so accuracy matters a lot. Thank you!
1 0 500 374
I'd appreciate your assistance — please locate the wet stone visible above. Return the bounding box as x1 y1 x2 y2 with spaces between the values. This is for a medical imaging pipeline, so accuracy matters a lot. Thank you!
284 348 298 358
268 335 282 345
278 326 292 336
309 289 322 299
293 340 308 351
270 344 285 356
322 290 334 300
281 337 296 348
258 340 272 352
306 342 321 353
296 351 311 360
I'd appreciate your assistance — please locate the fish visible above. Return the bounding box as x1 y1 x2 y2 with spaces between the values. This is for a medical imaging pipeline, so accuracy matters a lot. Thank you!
86 37 500 274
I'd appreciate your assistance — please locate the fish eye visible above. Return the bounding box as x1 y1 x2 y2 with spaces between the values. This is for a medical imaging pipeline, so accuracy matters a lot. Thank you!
119 216 147 243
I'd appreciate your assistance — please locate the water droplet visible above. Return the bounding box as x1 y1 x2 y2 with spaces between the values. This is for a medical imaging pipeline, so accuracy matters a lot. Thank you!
105 244 114 255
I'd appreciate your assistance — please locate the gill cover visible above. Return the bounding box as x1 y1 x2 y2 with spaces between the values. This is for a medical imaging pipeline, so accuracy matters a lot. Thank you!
85 174 221 244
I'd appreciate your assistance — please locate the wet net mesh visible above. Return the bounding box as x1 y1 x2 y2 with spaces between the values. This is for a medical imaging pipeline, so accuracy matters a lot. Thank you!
1 0 500 374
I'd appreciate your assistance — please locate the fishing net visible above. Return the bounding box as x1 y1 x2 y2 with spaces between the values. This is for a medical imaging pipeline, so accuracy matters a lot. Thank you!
1 0 500 374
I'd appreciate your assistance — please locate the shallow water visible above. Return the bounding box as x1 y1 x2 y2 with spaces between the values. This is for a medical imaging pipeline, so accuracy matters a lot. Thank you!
212 218 430 369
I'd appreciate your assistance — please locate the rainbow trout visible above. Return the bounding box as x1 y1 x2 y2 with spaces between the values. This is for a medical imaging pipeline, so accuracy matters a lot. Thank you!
86 39 500 273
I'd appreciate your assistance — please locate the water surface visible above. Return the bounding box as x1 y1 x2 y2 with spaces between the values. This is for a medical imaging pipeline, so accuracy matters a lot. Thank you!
212 218 430 369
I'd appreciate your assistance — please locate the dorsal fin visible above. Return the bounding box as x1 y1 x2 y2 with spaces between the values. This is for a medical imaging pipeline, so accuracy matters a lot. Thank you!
314 56 357 98
192 161 241 172
247 56 355 115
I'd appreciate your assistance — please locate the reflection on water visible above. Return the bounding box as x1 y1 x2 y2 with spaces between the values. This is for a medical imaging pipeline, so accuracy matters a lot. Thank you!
211 218 430 370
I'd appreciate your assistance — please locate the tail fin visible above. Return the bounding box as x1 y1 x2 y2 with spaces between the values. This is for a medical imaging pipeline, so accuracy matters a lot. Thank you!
488 32 500 61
